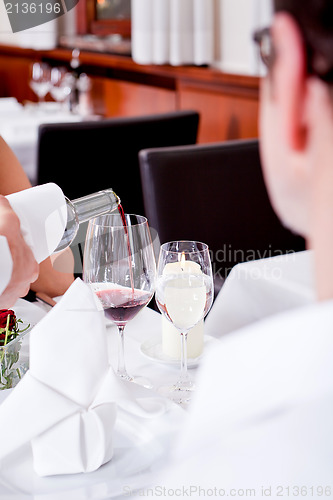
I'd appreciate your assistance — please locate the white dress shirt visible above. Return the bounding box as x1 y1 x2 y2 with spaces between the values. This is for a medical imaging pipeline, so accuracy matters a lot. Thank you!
142 299 333 498
206 250 316 337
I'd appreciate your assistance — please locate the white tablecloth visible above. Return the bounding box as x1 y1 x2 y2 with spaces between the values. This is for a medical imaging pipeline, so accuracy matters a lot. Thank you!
0 299 209 498
206 250 315 337
0 100 82 185
0 299 203 403
0 250 316 497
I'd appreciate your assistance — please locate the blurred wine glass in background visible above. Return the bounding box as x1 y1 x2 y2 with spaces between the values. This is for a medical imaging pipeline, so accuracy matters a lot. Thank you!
49 67 75 110
29 62 51 103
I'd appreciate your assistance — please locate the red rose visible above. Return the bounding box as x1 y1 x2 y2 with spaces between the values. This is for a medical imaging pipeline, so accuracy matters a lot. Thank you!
0 310 16 331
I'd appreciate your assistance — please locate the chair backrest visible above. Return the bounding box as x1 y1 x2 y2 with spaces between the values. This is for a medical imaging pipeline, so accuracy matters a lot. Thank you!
139 139 305 292
37 110 200 216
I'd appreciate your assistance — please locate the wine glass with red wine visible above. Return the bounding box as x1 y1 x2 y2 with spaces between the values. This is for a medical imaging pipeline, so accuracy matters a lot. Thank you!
83 213 156 387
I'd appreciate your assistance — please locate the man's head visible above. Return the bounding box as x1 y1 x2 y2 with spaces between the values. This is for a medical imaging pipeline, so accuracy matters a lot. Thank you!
275 0 333 82
258 0 333 239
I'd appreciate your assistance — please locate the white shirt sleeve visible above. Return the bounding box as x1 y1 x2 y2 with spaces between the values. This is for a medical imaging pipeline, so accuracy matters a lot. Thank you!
0 235 13 296
6 183 66 264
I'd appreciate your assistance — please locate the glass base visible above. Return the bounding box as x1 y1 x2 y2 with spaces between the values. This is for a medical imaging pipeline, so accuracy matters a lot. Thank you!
158 380 196 405
117 371 153 389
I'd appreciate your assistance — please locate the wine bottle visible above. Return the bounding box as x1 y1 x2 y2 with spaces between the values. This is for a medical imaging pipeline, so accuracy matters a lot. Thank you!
55 188 121 253
6 183 121 265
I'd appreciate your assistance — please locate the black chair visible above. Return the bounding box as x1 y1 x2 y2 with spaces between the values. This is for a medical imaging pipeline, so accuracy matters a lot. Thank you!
37 110 200 215
139 139 306 295
37 110 199 277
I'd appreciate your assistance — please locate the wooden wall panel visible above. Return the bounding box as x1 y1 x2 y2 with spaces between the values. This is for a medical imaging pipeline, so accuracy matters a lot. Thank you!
90 77 177 117
178 83 259 143
0 54 38 103
0 45 260 144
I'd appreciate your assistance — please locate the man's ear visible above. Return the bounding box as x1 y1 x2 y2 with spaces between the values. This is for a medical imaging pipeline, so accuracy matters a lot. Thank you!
273 13 307 151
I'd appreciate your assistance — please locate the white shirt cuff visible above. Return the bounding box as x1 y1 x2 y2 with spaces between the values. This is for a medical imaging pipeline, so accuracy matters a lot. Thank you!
0 235 13 296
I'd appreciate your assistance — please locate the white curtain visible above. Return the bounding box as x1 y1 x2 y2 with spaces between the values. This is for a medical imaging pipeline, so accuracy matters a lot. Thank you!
131 0 214 66
0 0 57 50
217 0 273 76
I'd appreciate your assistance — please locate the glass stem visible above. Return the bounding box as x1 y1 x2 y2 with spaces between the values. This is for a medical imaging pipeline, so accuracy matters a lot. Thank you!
116 325 129 379
177 332 191 389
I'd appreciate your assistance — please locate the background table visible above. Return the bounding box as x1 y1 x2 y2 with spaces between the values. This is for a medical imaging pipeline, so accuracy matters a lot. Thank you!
0 99 83 185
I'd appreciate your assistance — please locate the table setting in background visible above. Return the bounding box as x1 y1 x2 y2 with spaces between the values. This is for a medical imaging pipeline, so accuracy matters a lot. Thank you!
0 61 95 185
0 97 82 185
0 181 315 498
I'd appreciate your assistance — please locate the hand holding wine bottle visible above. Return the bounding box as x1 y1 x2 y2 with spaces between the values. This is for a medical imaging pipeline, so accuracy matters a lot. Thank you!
0 183 121 300
0 196 39 307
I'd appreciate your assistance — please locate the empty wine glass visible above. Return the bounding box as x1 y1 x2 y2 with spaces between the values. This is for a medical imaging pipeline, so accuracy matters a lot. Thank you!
83 213 156 387
155 241 214 404
49 67 74 110
29 62 51 103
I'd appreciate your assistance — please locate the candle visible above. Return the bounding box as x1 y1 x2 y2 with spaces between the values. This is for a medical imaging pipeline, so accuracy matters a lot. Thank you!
162 317 204 359
161 252 205 359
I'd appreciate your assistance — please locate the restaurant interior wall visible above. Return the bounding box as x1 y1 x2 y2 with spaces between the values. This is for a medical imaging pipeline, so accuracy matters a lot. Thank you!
0 0 270 143
0 0 272 73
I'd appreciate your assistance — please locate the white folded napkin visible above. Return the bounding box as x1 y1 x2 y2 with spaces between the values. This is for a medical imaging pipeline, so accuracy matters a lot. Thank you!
0 279 168 476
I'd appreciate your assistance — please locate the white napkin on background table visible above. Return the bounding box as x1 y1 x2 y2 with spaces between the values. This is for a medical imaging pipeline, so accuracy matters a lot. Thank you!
0 97 22 113
0 279 168 477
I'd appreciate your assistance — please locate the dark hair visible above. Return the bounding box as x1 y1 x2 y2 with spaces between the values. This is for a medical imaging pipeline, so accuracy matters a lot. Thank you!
274 0 333 81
